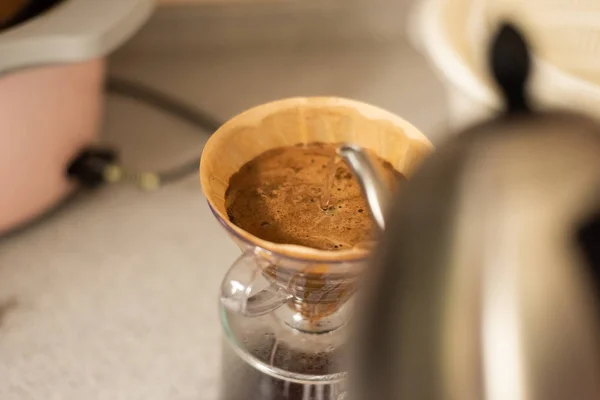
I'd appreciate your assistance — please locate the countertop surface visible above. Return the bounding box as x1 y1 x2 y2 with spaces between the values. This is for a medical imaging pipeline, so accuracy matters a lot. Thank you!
0 32 446 399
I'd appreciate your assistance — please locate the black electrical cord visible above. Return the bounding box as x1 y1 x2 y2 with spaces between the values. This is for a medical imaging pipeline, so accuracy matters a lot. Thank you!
2 76 222 239
68 76 222 189
107 76 222 134
105 76 222 186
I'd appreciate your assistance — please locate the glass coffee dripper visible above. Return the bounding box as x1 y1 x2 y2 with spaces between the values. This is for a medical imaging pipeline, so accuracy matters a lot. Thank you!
200 97 432 400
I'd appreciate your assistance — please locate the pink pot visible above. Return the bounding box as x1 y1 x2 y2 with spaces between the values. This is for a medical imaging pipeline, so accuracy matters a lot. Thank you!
0 59 105 233
0 0 154 234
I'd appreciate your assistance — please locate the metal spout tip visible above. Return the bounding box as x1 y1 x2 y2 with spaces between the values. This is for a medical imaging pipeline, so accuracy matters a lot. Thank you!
336 143 391 231
337 143 363 157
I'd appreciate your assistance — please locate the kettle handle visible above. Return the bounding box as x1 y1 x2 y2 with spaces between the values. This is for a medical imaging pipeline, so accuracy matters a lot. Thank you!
490 23 531 113
220 250 293 318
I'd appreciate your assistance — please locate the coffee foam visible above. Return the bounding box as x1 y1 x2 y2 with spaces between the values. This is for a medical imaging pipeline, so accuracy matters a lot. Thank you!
226 143 403 251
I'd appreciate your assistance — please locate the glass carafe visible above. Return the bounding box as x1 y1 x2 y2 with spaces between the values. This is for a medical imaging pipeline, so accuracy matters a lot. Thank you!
199 97 433 400
217 220 363 400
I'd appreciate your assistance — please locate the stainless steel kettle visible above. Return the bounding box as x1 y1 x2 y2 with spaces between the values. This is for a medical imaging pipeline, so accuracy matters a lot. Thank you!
343 24 600 400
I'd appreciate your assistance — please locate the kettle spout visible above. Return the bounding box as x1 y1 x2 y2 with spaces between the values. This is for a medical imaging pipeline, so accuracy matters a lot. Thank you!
337 144 391 231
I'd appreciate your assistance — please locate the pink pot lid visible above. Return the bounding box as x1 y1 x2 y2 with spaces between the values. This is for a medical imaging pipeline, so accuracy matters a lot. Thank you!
0 0 154 73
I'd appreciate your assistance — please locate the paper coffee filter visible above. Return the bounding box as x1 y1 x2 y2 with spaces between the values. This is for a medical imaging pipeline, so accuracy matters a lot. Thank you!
200 97 432 262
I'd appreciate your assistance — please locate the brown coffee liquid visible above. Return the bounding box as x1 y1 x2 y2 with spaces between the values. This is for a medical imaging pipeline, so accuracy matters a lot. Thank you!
220 336 347 400
226 143 403 251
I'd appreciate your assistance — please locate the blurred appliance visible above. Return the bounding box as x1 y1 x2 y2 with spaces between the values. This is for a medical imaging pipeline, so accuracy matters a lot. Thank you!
353 23 600 400
410 0 600 131
0 0 154 234
478 0 600 83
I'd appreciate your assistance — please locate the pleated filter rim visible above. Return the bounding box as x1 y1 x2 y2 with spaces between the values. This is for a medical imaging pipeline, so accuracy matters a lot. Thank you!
200 97 433 262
